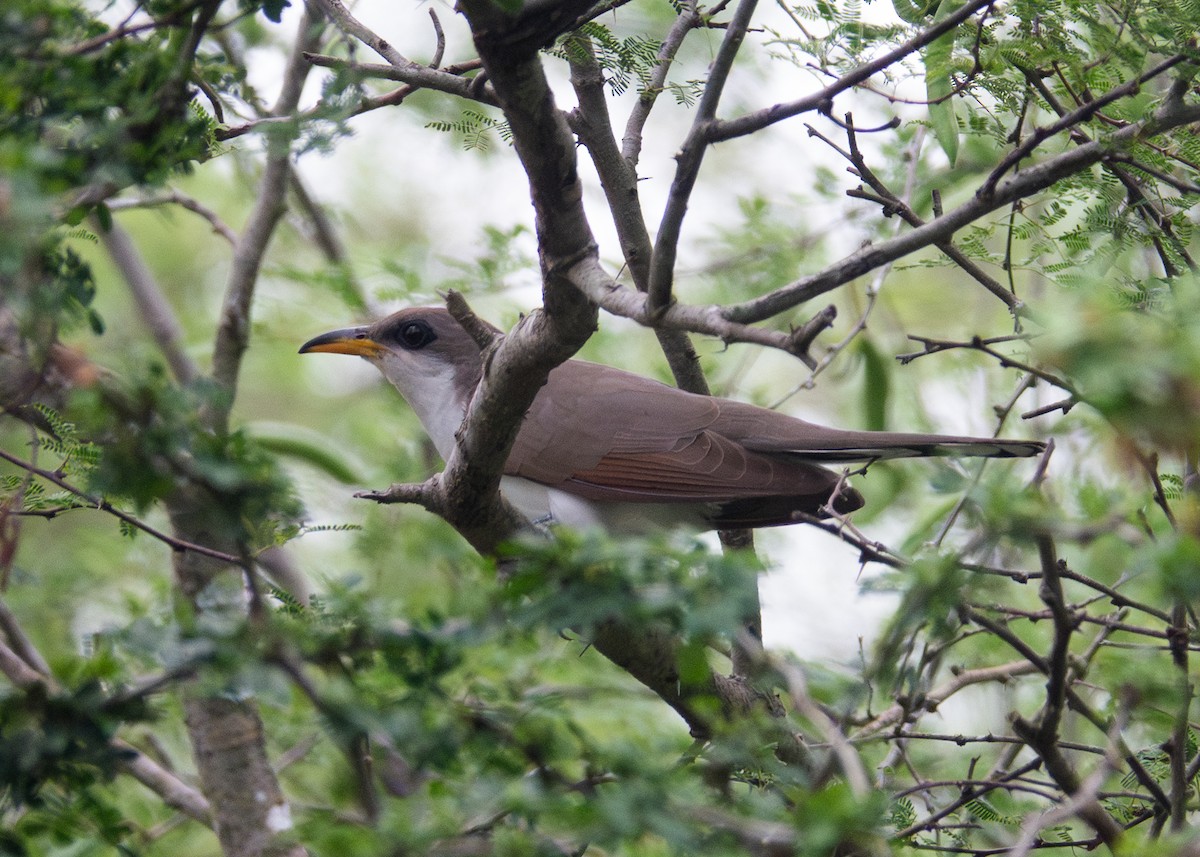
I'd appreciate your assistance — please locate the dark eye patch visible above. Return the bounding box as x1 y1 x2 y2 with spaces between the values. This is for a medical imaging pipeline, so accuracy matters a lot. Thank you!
394 319 437 350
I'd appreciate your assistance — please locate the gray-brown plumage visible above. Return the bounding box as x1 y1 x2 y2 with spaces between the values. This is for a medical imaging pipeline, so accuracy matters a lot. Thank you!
301 307 1044 531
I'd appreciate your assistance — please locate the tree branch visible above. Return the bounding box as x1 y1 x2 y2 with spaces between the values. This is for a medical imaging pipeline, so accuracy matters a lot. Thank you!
723 95 1200 323
306 0 410 67
710 0 998 141
0 621 213 826
621 5 703 166
106 191 239 244
301 53 496 105
97 220 201 385
0 447 244 565
208 5 321 429
646 0 759 315
567 37 712 390
808 121 1019 312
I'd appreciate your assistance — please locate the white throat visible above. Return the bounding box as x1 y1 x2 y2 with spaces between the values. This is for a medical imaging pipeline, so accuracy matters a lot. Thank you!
376 354 468 461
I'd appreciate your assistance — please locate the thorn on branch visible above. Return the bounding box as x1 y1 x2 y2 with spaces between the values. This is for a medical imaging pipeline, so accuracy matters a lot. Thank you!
846 186 897 216
354 477 441 510
443 290 503 351
428 9 445 69
824 111 901 134
1021 398 1075 420
789 304 837 358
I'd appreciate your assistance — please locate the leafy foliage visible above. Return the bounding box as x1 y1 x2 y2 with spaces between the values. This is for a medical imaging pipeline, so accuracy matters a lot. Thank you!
0 0 213 194
3 0 1200 855
426 109 513 151
555 23 664 96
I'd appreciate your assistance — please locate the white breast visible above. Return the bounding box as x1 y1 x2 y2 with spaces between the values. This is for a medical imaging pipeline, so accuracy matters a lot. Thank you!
500 476 707 533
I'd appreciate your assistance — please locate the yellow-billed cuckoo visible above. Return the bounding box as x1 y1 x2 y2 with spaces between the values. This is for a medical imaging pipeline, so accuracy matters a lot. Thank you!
300 307 1044 531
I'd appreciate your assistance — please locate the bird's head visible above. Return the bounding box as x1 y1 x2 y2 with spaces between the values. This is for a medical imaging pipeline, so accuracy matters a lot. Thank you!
300 307 484 455
300 307 483 385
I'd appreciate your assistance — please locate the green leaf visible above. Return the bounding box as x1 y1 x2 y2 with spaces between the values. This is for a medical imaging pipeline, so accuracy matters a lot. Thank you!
857 337 890 431
93 203 112 232
924 0 961 165
245 421 366 484
891 0 931 23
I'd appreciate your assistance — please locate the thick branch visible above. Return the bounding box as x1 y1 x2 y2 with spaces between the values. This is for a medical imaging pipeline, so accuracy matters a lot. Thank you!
567 37 711 391
396 3 602 550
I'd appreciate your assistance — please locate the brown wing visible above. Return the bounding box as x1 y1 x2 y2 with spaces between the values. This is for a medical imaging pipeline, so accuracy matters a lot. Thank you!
505 361 857 513
503 357 1040 524
507 360 720 483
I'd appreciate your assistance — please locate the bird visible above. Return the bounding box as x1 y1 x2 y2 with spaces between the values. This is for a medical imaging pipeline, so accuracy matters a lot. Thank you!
300 307 1044 533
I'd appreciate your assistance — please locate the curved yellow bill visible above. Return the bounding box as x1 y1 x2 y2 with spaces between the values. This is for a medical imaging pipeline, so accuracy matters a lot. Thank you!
298 327 384 359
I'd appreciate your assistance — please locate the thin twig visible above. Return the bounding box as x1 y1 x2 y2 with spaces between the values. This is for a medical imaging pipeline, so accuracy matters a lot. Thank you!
712 0 998 141
308 0 410 68
646 0 760 315
0 447 241 565
209 4 324 432
0 629 213 824
621 5 703 166
983 55 1188 198
106 191 239 244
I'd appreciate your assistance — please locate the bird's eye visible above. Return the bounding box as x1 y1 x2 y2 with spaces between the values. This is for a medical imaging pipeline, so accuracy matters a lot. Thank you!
395 320 436 350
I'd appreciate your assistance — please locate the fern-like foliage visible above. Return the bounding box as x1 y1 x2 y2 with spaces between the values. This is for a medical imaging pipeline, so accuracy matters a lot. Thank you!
32 405 100 477
553 22 663 96
964 797 1021 826
888 796 918 835
426 109 512 151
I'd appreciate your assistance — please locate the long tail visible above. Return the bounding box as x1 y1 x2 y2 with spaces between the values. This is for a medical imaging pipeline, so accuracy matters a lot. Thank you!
784 434 1045 463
